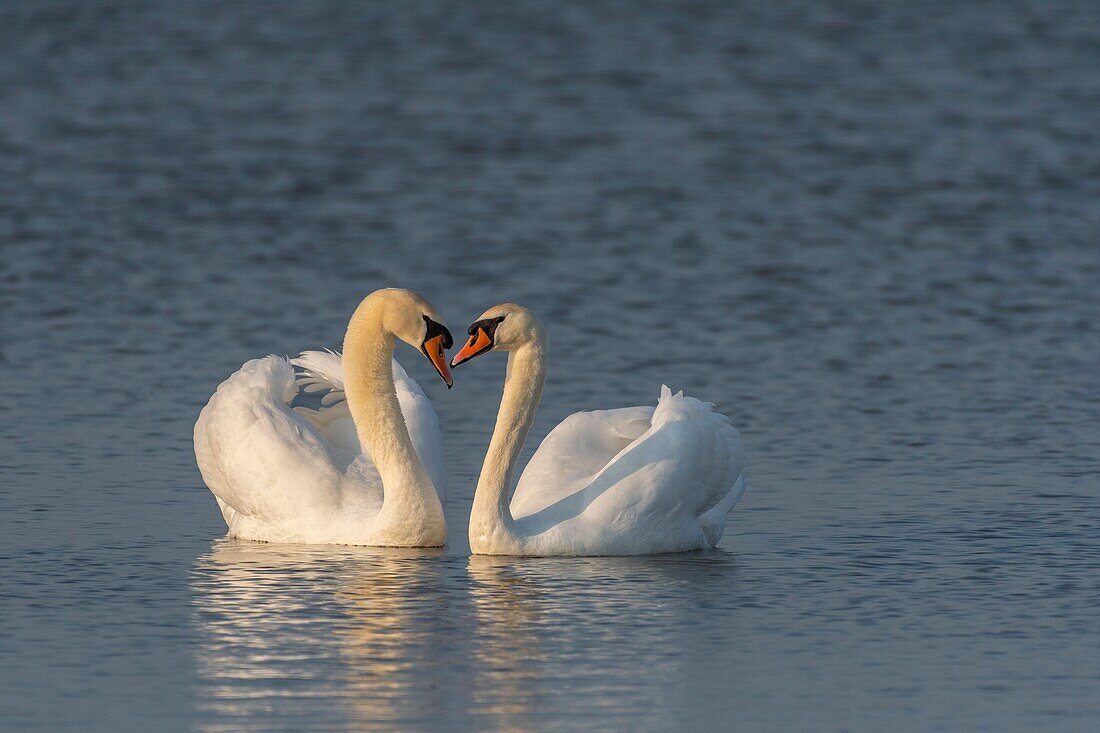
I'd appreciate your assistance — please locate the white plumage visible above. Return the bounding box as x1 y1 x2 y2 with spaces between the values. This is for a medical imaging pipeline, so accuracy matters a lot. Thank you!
455 304 747 556
510 389 746 554
193 289 450 546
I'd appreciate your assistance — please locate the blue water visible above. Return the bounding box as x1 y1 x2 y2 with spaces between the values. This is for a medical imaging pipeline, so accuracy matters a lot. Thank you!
3 2 1100 730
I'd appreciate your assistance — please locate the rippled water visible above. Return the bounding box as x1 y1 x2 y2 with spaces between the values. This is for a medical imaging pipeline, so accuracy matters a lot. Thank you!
3 2 1100 731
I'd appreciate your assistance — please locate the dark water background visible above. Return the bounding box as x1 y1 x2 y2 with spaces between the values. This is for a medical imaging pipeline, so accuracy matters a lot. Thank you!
3 1 1100 731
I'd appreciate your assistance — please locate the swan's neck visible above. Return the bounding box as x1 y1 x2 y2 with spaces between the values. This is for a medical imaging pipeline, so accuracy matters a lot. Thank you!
470 339 547 548
343 301 444 545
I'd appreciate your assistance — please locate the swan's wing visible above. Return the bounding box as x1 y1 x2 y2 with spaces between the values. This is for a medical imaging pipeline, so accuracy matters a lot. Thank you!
518 387 745 548
291 349 347 405
290 351 444 503
194 356 350 526
392 359 446 504
511 406 654 518
291 350 359 451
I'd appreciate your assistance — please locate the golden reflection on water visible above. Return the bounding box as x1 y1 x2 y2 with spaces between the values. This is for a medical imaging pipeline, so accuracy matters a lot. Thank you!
466 556 547 731
191 540 450 733
193 541 739 732
465 552 738 732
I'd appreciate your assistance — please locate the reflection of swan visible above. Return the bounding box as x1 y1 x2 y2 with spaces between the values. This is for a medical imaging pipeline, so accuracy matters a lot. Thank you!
192 540 451 731
465 557 545 726
194 288 454 546
467 552 740 730
451 304 747 555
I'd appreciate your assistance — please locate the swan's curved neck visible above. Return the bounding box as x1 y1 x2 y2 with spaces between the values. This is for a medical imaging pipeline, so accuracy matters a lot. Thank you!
342 299 444 544
470 337 547 547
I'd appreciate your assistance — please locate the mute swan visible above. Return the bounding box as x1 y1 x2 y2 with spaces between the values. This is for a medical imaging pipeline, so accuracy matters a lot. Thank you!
194 288 454 546
450 304 746 556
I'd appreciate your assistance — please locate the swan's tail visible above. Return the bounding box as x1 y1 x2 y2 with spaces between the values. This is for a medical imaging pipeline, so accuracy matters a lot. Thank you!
699 474 746 547
652 385 747 547
652 384 722 424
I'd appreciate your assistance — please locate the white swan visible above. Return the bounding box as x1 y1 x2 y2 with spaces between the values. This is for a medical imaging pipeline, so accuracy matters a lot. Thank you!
194 288 455 546
450 304 746 556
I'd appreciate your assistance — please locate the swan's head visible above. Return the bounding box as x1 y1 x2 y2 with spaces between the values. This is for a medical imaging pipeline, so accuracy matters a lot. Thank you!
450 303 544 367
370 288 454 387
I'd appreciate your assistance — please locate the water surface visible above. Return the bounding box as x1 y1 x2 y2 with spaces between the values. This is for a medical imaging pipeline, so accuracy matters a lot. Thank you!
2 2 1100 731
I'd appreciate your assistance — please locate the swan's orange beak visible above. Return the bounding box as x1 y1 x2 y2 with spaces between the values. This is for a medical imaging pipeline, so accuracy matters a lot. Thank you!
450 328 493 368
422 334 453 388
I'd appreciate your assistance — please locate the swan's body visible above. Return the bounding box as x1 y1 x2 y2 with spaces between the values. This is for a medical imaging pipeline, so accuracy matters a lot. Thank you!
194 289 453 546
452 304 746 556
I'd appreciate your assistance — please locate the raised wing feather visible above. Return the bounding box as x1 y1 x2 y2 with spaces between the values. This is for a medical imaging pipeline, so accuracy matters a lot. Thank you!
292 349 347 405
291 350 445 503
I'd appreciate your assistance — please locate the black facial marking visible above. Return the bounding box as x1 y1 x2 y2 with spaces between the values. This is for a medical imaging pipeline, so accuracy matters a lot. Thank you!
466 315 506 340
422 315 454 349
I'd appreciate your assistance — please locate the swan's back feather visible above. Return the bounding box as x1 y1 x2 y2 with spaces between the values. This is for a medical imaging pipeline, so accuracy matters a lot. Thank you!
512 385 746 554
194 356 347 529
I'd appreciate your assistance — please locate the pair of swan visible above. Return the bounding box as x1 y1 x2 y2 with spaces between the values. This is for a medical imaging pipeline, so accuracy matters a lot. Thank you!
194 289 746 555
